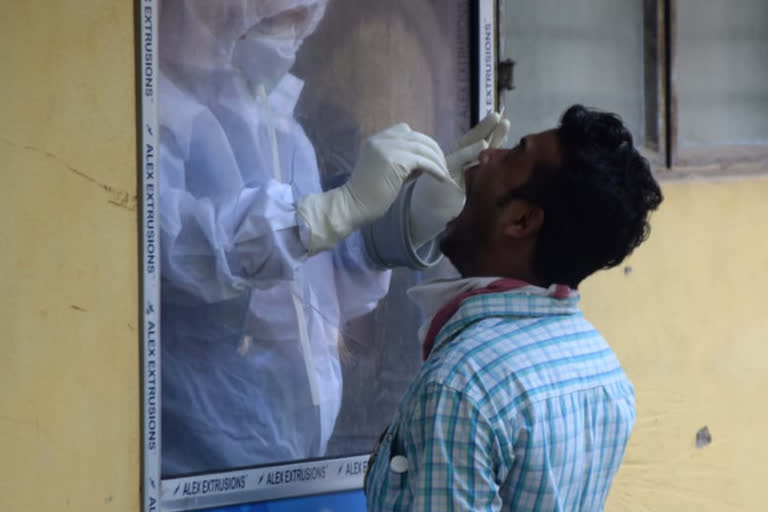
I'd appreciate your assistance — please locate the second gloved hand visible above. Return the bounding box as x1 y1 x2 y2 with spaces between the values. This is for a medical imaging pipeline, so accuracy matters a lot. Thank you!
446 110 510 189
297 124 449 255
408 111 510 248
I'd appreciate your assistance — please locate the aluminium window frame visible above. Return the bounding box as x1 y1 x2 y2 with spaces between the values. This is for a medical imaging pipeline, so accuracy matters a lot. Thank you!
662 0 768 179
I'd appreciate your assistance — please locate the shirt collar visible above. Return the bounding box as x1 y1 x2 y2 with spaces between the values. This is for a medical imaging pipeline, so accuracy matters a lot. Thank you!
407 277 499 324
409 277 580 360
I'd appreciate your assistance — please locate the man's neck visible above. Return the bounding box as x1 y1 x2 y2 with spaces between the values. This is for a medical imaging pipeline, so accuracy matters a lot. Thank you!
465 241 542 286
465 263 540 287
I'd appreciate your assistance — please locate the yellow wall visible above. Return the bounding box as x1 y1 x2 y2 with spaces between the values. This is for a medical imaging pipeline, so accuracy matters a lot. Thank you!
1 1 766 511
0 1 139 511
587 178 768 511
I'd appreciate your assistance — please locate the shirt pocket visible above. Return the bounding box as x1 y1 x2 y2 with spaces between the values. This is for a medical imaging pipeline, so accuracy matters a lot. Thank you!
365 423 410 508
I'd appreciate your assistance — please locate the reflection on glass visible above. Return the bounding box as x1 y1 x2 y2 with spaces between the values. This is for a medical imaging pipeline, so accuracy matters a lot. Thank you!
500 0 646 147
158 0 471 477
675 0 768 148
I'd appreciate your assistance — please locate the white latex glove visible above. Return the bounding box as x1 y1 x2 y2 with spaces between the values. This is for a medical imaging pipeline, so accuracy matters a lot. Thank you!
446 110 511 189
297 124 449 255
408 111 510 248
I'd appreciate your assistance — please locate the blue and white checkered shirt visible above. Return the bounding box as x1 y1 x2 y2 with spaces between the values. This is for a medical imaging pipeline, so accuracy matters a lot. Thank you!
365 284 635 511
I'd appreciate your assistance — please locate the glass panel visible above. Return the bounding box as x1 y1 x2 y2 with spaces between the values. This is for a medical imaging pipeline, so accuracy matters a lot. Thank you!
158 0 470 478
500 0 648 147
298 0 470 459
675 0 768 149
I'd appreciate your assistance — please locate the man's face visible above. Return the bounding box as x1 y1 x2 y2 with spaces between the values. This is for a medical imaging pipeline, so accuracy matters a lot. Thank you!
440 128 563 276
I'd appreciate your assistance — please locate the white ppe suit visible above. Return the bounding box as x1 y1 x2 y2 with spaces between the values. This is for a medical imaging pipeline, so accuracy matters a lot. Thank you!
159 0 405 475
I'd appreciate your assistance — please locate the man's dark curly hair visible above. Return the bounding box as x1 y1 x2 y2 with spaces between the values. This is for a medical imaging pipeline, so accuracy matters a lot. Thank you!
527 105 663 288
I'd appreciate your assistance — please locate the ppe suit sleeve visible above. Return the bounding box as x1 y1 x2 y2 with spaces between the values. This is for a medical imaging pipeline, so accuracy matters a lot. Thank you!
330 228 392 323
160 146 308 304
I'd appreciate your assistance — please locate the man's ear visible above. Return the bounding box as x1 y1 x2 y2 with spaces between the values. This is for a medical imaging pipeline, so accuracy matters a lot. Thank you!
501 202 544 239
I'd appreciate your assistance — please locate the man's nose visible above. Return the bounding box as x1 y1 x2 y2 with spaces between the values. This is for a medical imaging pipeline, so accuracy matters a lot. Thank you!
478 147 505 164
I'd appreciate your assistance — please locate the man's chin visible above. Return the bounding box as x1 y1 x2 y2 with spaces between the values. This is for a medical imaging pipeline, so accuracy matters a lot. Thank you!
439 234 457 264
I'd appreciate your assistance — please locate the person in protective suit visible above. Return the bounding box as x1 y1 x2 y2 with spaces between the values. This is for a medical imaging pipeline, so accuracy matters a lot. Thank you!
158 0 509 476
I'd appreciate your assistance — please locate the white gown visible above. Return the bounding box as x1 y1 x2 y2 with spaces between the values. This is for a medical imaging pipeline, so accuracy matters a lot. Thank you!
159 68 392 475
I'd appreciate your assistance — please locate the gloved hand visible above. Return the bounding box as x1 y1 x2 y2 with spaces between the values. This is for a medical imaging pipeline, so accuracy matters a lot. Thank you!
297 123 449 255
408 111 510 248
446 110 510 189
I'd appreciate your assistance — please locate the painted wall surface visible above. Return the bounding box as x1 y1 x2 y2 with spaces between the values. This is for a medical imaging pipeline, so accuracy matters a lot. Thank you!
1 1 767 511
0 1 140 511
586 178 768 511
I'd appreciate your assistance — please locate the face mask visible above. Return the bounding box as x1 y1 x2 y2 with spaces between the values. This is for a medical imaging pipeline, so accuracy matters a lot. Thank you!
230 26 300 93
162 0 326 94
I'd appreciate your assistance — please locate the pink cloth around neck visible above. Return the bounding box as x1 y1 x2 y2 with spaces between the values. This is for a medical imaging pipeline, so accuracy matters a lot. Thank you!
421 279 571 361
